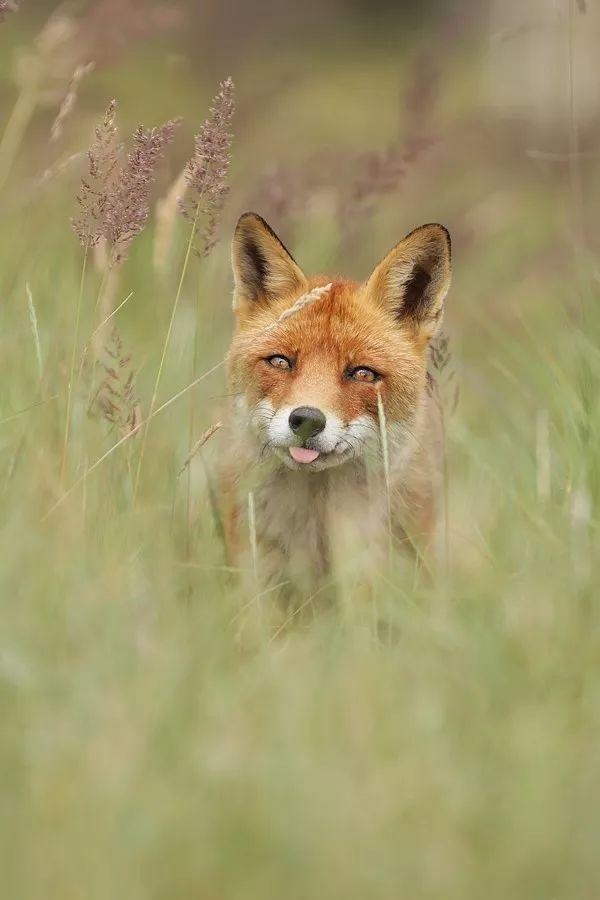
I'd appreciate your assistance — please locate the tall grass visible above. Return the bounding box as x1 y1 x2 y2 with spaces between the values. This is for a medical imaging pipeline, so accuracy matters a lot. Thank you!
1 4 600 899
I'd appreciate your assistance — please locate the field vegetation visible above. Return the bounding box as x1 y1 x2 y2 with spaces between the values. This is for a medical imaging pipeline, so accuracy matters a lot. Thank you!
1 2 599 897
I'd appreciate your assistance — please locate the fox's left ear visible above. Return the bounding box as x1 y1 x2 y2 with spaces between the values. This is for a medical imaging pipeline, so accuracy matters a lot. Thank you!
365 224 451 342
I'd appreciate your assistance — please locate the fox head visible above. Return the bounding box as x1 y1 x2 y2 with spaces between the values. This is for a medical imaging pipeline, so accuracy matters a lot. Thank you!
228 212 451 471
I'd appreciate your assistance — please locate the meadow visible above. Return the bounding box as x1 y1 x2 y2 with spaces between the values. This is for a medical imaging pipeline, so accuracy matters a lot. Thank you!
1 2 599 897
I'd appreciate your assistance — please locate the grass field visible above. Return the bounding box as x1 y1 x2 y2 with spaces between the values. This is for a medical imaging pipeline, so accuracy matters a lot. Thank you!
1 3 600 898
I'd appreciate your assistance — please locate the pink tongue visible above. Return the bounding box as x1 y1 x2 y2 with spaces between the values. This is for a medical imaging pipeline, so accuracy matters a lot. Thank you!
289 447 320 464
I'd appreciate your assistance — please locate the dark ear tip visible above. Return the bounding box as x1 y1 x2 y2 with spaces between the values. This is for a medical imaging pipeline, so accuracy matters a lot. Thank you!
235 211 269 232
419 223 451 256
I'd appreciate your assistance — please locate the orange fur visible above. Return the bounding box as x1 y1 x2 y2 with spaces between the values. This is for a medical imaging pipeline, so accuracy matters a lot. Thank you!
220 213 451 593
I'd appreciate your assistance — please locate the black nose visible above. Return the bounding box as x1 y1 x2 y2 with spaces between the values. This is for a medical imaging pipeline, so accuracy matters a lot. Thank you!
289 406 326 439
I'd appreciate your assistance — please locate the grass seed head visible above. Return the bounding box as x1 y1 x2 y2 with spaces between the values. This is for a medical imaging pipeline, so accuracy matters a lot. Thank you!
73 101 181 264
95 326 141 438
180 76 235 258
0 0 22 23
106 117 182 264
72 99 120 249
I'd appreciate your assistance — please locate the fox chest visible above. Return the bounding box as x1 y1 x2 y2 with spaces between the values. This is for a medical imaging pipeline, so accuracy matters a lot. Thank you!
252 467 386 586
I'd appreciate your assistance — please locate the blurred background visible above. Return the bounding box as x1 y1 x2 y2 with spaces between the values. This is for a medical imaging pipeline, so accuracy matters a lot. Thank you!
1 0 599 379
2 0 600 298
1 2 600 899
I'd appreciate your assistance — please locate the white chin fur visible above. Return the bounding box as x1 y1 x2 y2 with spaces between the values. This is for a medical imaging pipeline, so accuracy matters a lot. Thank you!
248 399 378 469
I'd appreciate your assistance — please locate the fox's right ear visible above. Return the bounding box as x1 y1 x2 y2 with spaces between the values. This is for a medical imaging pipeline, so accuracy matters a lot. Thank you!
232 213 308 315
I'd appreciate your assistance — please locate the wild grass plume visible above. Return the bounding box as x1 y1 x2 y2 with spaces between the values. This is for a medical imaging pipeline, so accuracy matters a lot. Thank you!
179 76 235 257
72 99 120 249
107 117 181 264
73 101 181 264
0 0 21 22
94 326 141 439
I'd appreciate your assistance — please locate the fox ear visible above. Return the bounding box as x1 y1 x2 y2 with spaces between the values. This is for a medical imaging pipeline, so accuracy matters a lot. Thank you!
232 212 308 314
365 224 451 341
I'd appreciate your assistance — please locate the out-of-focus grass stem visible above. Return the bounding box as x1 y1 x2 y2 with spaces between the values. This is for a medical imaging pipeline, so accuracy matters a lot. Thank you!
248 491 258 581
132 208 200 506
25 282 43 383
376 388 393 561
186 276 203 563
60 244 88 484
0 87 37 196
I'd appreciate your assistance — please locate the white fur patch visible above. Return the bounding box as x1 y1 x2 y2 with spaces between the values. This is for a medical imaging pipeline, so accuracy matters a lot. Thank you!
248 399 391 471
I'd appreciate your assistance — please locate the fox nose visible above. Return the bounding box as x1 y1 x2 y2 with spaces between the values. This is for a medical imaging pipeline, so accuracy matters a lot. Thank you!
289 406 326 439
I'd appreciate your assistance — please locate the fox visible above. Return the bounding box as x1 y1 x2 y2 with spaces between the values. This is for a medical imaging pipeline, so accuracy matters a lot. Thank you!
220 212 452 595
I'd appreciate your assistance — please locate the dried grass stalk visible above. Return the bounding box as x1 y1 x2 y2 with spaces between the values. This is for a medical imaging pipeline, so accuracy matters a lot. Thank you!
36 151 83 187
50 61 95 142
73 100 181 265
180 77 235 257
261 283 333 328
179 422 223 475
107 117 181 264
94 326 141 439
536 409 551 502
276 284 332 323
25 282 43 382
376 388 393 559
72 99 120 249
247 491 258 579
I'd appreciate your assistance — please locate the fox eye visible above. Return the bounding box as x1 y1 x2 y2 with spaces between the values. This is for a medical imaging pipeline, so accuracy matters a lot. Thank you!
347 366 381 383
266 355 292 371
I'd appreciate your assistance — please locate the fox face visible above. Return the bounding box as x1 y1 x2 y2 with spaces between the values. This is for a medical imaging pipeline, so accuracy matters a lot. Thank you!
228 213 451 472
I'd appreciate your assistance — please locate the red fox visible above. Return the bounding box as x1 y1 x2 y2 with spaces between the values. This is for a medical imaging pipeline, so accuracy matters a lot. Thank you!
220 212 451 592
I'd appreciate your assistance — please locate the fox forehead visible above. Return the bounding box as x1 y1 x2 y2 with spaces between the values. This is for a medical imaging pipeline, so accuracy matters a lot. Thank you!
236 280 417 361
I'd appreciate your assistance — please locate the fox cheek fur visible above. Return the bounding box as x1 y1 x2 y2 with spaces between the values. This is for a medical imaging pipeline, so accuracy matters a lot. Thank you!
221 211 451 584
